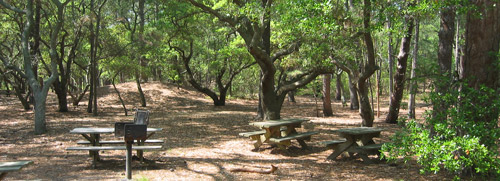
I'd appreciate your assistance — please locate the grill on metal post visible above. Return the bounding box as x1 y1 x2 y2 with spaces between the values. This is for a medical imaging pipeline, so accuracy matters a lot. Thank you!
124 124 147 180
114 122 134 137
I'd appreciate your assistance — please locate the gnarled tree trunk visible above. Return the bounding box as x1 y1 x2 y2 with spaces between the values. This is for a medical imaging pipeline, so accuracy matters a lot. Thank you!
385 17 415 124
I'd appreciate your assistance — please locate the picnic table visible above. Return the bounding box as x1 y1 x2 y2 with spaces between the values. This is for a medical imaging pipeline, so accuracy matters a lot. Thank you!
0 161 32 180
241 118 318 151
67 127 163 167
324 127 384 163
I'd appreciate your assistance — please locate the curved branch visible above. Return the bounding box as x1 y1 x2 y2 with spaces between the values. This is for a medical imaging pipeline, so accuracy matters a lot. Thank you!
0 55 26 78
0 0 26 14
183 0 237 27
278 68 333 95
271 42 301 62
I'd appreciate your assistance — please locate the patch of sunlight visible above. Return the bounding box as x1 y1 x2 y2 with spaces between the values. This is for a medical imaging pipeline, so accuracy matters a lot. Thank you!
135 175 150 181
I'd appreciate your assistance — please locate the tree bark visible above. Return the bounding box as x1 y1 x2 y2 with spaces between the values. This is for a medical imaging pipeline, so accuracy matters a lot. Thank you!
335 72 343 100
287 90 296 103
385 17 415 124
461 0 500 123
0 0 65 134
387 19 394 98
322 74 333 116
359 0 378 127
408 19 419 119
137 0 147 107
256 0 271 119
112 71 128 116
433 5 456 119
347 74 359 110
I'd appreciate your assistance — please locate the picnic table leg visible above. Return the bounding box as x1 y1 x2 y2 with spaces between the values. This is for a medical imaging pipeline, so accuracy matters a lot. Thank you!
297 139 309 150
327 139 355 160
359 133 379 145
251 135 263 150
91 134 101 168
80 134 94 157
0 172 7 180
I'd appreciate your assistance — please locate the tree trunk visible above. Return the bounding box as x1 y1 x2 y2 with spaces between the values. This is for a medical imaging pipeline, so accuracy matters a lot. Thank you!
137 0 147 107
408 19 420 119
358 79 373 127
376 55 382 118
348 74 359 110
387 19 394 98
33 89 48 134
433 5 456 119
257 0 271 119
385 17 415 124
359 0 378 127
461 0 500 123
87 68 94 113
322 74 333 116
112 72 128 116
53 81 69 112
136 76 147 107
335 72 343 100
287 90 296 103
0 71 30 110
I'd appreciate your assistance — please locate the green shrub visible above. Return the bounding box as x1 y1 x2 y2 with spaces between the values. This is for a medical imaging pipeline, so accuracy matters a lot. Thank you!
381 85 500 179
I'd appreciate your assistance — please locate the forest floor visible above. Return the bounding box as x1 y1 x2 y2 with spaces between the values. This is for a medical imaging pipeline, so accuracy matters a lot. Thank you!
0 81 453 180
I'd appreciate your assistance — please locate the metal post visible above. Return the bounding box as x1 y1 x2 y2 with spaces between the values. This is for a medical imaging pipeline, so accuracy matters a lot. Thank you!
126 141 132 180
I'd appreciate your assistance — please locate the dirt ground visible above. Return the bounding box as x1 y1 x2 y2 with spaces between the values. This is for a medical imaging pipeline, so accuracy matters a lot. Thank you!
0 82 452 180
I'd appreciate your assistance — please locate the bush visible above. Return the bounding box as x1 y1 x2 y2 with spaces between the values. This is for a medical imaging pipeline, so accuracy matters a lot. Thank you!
381 85 500 179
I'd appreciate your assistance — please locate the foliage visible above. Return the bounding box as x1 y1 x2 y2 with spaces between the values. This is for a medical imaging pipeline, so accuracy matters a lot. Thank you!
382 84 500 179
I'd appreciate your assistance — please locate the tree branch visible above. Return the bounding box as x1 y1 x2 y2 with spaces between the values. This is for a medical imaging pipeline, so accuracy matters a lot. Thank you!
0 0 26 14
277 68 333 95
271 42 301 62
183 0 237 27
0 55 26 78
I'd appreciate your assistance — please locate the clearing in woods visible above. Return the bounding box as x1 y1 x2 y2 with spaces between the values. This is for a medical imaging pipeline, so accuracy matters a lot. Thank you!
0 82 451 180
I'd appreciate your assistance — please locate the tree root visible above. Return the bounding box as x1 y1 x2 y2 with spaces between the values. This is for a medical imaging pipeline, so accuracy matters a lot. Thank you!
228 165 277 174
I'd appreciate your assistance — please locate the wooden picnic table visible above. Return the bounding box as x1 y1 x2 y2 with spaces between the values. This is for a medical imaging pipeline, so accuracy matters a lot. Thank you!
68 127 162 166
0 161 32 180
326 127 384 163
245 118 318 151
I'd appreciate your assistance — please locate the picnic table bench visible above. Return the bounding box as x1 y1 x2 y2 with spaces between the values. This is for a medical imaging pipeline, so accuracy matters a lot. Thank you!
325 127 385 163
66 145 163 151
240 118 318 151
66 127 163 168
0 161 32 180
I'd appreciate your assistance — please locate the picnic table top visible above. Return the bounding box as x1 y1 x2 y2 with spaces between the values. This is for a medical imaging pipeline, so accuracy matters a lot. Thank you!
69 127 162 134
0 161 32 172
330 127 384 135
249 118 309 128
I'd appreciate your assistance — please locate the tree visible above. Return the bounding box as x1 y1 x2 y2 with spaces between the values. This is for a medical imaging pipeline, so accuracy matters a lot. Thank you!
459 0 500 123
185 0 332 120
407 19 420 119
433 2 455 120
332 0 379 127
51 1 85 112
385 9 415 124
86 0 107 115
0 0 67 134
322 74 333 116
335 70 343 101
